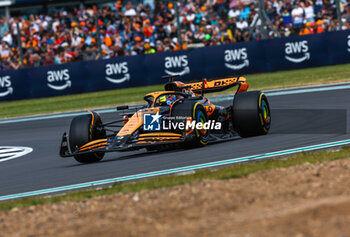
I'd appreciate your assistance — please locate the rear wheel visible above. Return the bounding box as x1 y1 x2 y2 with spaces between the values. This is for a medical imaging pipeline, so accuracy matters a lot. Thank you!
232 91 271 138
69 111 106 163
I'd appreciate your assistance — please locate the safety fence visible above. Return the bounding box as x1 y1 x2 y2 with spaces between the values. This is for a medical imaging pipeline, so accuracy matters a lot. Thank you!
0 30 349 101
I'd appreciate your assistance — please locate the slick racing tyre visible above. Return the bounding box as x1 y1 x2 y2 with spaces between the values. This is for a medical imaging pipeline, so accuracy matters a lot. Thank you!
232 91 271 138
191 103 210 146
172 101 209 148
69 111 106 163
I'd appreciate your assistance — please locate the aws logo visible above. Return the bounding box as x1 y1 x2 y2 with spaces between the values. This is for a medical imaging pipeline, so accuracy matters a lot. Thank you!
224 48 249 70
347 35 350 52
0 75 13 97
105 62 130 84
47 69 71 90
285 40 310 63
164 55 190 76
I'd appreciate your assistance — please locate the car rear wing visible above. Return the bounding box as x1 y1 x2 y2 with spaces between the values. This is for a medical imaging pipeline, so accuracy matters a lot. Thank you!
185 76 249 94
162 74 249 95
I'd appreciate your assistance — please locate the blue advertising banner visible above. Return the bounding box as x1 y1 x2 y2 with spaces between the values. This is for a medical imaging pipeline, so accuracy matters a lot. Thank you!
262 33 330 71
85 54 147 92
327 31 350 65
0 30 350 102
201 39 267 78
0 69 30 101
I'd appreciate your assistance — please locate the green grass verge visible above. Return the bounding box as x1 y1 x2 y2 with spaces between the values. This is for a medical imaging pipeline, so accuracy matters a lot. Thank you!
1 146 350 210
1 63 350 118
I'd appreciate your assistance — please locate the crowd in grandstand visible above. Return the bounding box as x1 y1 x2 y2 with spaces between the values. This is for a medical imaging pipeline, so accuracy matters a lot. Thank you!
0 0 349 71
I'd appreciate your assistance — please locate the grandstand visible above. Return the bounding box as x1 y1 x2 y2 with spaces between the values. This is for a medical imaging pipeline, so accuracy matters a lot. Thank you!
0 0 349 71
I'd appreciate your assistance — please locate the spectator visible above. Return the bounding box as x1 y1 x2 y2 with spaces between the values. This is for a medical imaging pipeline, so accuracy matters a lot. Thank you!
0 42 10 58
43 53 55 66
344 5 350 23
282 9 293 25
71 33 82 47
299 22 315 35
2 31 13 46
124 2 137 17
0 18 9 37
28 53 41 67
316 20 324 34
239 4 251 20
266 2 277 21
83 47 98 61
236 17 248 31
314 0 323 16
0 0 348 71
144 41 156 54
304 0 315 23
291 2 305 31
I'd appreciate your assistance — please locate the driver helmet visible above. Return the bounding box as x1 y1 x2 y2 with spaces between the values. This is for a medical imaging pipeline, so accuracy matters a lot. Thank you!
159 95 167 103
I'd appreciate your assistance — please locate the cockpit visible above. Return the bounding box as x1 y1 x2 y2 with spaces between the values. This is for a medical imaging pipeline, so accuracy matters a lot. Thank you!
144 92 185 108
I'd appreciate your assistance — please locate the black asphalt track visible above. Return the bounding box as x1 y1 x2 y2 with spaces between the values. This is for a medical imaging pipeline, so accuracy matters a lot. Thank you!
0 87 350 196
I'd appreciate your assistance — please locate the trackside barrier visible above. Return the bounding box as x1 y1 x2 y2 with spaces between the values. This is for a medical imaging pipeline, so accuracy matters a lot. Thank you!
0 30 350 101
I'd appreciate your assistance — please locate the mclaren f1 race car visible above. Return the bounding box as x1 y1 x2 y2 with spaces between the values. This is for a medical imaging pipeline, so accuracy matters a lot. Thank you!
60 75 271 163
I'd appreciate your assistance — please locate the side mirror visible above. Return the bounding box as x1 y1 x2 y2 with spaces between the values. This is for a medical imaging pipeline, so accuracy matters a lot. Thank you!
116 105 129 111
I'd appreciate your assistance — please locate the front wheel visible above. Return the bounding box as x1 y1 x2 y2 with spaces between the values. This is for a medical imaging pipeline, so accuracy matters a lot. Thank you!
69 111 106 163
191 103 210 147
171 101 209 148
232 91 271 138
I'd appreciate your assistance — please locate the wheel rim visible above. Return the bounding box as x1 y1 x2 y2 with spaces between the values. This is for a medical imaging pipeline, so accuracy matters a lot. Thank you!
196 109 208 136
261 100 270 125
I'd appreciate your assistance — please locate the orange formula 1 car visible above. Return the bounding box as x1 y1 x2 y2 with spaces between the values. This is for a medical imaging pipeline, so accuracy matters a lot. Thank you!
59 75 271 163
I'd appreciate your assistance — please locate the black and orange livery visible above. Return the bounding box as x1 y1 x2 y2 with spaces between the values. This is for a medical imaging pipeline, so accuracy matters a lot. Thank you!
60 75 271 164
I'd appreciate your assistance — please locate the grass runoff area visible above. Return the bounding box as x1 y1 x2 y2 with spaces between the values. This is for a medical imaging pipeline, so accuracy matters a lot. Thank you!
1 63 350 118
1 146 350 209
